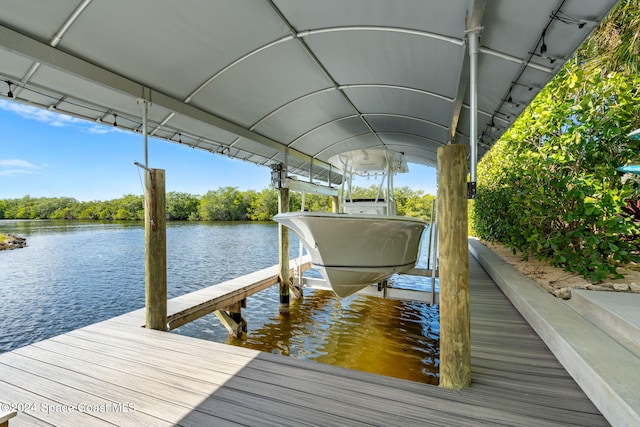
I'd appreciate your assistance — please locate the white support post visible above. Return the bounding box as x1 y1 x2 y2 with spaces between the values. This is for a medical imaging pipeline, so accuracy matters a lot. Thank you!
138 98 149 168
430 198 439 305
278 186 291 312
388 164 395 214
468 29 480 199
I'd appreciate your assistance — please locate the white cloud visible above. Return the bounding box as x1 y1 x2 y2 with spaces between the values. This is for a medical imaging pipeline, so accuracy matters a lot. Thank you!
0 159 38 168
0 159 44 176
86 124 113 134
0 100 80 126
0 99 119 134
0 169 36 176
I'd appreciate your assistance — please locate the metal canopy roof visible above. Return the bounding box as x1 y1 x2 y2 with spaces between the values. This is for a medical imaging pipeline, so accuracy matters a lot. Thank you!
0 0 618 185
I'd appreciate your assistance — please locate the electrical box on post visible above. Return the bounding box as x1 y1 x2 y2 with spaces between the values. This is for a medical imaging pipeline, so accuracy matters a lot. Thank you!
270 163 286 189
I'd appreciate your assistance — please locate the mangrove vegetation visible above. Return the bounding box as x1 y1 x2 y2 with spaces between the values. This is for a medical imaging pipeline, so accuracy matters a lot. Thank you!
0 185 435 223
472 0 640 281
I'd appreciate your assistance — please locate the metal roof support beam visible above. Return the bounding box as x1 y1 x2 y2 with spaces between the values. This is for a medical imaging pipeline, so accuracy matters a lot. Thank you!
296 26 463 47
12 0 93 99
0 24 335 174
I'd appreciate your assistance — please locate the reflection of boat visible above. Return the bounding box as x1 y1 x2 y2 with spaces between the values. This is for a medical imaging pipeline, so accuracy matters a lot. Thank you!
274 149 427 298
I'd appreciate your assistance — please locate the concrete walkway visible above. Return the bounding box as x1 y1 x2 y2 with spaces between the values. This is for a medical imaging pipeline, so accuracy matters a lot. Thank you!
569 289 640 358
469 238 640 427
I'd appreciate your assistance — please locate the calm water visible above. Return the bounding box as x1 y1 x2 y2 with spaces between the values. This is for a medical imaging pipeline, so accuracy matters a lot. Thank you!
0 220 439 384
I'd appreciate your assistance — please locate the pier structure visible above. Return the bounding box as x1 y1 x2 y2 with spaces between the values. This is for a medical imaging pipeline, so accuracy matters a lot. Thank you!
0 2 630 425
0 248 618 426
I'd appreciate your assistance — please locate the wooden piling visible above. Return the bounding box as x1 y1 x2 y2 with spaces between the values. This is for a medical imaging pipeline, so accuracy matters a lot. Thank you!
331 195 339 213
278 186 290 313
145 168 167 331
437 144 471 389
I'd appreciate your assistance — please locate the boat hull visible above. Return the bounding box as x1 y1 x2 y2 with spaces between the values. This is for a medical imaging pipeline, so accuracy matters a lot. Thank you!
274 212 426 297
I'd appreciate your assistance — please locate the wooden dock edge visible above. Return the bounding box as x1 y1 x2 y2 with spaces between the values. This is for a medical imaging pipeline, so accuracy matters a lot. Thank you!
0 411 16 427
166 273 279 330
105 258 312 330
166 259 312 330
469 238 640 427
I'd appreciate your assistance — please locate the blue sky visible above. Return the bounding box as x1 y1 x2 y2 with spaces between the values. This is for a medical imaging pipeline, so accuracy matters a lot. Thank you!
0 99 437 201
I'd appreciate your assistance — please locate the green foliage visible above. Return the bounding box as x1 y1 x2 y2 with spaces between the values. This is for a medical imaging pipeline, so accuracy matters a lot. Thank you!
247 188 278 220
0 185 435 223
342 184 435 220
467 199 476 237
199 187 252 221
349 185 380 199
474 64 640 281
166 192 200 220
577 0 640 74
290 191 332 213
395 186 435 221
114 194 144 220
0 195 145 221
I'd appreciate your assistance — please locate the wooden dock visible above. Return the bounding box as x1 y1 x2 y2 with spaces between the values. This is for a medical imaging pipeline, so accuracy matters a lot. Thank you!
0 253 609 426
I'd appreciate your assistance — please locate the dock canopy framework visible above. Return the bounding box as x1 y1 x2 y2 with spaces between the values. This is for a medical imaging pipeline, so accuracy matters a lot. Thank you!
0 0 619 183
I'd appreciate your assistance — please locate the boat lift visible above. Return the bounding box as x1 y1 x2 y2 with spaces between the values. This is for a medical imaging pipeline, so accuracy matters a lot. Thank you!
277 161 440 305
299 203 439 305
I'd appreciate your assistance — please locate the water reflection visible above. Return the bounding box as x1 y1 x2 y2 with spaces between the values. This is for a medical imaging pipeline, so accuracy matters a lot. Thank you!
1 220 440 384
178 288 440 385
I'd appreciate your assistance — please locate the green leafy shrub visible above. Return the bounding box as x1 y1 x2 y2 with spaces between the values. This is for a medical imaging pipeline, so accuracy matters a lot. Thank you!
474 66 640 281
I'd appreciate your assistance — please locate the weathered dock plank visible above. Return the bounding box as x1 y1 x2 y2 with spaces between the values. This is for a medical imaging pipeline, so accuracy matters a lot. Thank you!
0 255 610 426
471 239 640 426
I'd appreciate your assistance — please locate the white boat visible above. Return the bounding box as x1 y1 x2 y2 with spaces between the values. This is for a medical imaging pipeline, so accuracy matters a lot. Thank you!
274 149 427 298
274 211 426 297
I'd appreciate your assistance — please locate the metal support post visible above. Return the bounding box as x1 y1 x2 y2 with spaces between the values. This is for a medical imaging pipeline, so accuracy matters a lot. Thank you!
468 29 480 199
138 98 149 168
430 198 439 305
